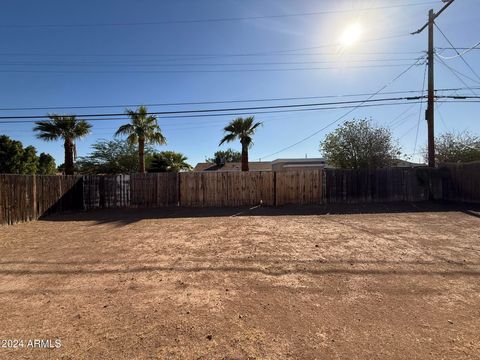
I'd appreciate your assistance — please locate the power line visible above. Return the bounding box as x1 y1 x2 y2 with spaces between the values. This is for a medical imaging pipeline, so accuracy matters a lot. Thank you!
0 87 476 113
0 96 428 121
259 59 424 159
0 2 437 29
437 47 480 51
0 63 419 74
0 101 430 125
436 55 479 96
0 34 416 62
387 104 417 128
0 58 420 67
435 103 450 131
413 62 428 156
436 41 480 60
0 88 453 112
0 100 469 127
0 50 425 59
434 22 480 83
437 57 480 85
398 118 421 140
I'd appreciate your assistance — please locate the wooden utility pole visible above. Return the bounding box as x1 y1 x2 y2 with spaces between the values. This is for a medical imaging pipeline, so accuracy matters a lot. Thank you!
412 0 455 168
427 9 435 168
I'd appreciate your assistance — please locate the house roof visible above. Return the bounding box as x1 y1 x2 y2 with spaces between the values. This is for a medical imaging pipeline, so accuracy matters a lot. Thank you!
271 158 326 164
193 158 423 171
193 162 272 172
392 159 426 167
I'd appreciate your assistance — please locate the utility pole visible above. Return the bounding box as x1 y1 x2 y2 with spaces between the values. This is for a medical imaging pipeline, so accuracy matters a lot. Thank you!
427 9 435 168
412 0 455 168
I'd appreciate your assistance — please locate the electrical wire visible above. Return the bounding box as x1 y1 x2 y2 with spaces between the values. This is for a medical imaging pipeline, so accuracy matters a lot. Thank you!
258 58 424 159
434 22 480 83
0 90 432 112
0 1 437 29
413 62 428 156
0 87 476 112
0 95 430 121
0 101 428 125
0 50 425 59
387 104 417 128
436 41 480 60
0 63 416 74
0 58 420 67
436 55 479 96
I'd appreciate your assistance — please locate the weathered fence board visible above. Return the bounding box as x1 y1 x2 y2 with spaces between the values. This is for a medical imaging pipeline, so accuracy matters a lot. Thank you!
442 162 480 203
130 173 178 207
1 164 479 225
275 170 323 205
179 172 274 207
83 175 130 209
324 168 443 203
0 175 82 225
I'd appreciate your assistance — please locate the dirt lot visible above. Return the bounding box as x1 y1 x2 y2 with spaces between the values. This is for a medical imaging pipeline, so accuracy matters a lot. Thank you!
0 203 479 359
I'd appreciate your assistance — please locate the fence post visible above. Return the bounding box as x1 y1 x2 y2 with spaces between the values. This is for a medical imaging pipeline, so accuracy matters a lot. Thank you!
273 171 277 207
177 172 181 207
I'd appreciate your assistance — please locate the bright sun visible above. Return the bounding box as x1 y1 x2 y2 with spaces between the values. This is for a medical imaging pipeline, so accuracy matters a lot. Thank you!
340 23 362 47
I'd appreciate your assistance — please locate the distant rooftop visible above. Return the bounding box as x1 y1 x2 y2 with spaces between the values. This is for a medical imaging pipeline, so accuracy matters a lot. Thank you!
193 158 327 172
193 161 272 172
271 158 325 164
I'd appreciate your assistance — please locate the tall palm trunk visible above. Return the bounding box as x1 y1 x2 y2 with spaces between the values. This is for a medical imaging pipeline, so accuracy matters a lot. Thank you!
64 138 74 175
241 142 249 172
138 137 145 173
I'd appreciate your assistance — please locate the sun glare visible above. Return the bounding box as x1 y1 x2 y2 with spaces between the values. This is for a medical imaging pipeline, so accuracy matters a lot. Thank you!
340 23 362 47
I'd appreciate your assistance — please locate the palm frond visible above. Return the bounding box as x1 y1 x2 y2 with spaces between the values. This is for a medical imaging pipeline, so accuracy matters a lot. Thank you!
248 121 263 134
115 124 135 137
219 133 237 146
149 131 167 145
33 121 62 141
73 120 92 138
126 133 138 145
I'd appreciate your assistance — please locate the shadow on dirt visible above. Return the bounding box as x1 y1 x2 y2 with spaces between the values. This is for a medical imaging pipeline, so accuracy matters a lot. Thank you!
39 201 480 226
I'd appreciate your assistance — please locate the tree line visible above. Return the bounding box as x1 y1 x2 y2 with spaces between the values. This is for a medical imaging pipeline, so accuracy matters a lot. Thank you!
1 105 479 175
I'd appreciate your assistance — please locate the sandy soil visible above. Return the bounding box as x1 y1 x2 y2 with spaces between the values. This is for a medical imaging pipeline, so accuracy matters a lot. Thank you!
0 203 479 359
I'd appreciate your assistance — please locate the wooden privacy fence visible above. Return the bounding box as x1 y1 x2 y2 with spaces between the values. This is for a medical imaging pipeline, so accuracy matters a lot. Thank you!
442 162 480 203
82 173 177 209
275 170 323 205
324 168 444 203
179 171 274 206
0 174 83 225
1 164 479 224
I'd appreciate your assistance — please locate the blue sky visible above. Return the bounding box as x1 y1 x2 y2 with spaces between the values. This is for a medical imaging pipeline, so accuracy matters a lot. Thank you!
0 0 478 167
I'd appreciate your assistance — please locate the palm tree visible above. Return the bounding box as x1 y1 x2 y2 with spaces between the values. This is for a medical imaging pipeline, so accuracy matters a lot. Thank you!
149 151 192 172
219 116 262 171
34 115 91 175
115 106 166 173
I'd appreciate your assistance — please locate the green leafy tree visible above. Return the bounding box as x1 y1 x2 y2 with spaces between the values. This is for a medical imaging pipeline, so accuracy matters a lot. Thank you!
0 135 41 174
430 131 480 163
37 152 57 175
219 116 262 171
206 148 242 163
34 115 91 175
20 146 39 174
115 106 167 173
0 135 25 173
76 139 155 174
320 118 401 169
149 151 192 172
56 163 77 174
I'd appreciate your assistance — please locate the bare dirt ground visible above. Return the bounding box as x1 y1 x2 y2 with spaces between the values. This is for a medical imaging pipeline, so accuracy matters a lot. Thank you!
0 203 479 360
